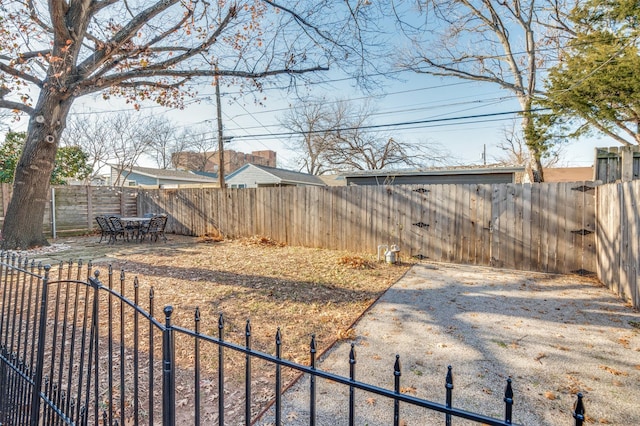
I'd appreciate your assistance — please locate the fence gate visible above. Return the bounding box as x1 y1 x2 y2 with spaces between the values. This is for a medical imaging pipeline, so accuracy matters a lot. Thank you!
0 255 101 425
405 183 597 275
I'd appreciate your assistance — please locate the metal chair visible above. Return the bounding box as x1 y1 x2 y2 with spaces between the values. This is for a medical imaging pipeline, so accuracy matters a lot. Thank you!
95 216 113 243
140 215 168 242
108 216 136 242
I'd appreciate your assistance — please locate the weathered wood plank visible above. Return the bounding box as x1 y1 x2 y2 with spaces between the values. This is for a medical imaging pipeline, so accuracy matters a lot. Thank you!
555 183 569 273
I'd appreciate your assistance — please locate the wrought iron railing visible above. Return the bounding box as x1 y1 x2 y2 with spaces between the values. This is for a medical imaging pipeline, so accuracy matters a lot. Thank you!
0 252 586 425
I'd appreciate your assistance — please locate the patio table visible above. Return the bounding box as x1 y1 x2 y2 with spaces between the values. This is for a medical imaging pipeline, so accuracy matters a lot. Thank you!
119 217 151 241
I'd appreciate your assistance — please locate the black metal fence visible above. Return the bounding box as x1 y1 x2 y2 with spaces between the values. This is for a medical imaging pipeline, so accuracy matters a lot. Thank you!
0 252 586 426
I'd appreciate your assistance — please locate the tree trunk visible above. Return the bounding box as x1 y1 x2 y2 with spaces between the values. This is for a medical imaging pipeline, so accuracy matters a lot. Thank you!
521 101 545 183
1 91 72 250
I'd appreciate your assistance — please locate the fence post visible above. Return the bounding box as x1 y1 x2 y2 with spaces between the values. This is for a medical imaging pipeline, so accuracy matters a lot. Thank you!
393 355 401 426
29 265 51 426
348 344 356 426
445 366 453 426
162 306 176 426
573 393 585 426
504 378 513 424
218 313 225 426
275 328 282 426
309 335 317 426
245 320 252 426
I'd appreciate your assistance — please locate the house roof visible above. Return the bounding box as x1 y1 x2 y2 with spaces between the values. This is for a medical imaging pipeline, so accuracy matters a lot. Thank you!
191 170 219 179
340 165 526 178
226 164 326 186
111 165 218 183
318 174 347 186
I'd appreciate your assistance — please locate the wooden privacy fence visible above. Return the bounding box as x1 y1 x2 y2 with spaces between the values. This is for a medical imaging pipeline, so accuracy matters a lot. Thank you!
139 182 598 275
596 180 640 308
0 184 137 236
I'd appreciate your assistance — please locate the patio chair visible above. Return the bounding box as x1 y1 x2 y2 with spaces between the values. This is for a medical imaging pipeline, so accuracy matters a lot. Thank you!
95 216 113 243
140 215 168 242
109 216 136 242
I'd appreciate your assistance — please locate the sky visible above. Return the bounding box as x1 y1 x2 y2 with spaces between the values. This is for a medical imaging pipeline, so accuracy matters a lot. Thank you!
68 69 605 173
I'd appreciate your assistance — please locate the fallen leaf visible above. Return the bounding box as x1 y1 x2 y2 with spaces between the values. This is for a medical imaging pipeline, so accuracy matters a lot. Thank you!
599 365 628 376
400 386 417 395
534 353 547 363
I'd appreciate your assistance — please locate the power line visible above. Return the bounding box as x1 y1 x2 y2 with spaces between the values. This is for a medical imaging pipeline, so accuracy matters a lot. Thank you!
226 108 549 141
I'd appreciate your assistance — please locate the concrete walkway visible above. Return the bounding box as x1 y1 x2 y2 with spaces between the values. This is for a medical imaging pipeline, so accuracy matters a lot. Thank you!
256 262 640 426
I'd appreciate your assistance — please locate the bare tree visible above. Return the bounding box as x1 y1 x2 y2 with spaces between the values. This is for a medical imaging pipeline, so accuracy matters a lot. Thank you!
493 121 564 177
0 1 374 249
282 99 449 173
145 117 178 169
63 112 163 184
391 0 575 182
107 114 155 186
62 114 113 182
173 127 219 172
280 99 335 175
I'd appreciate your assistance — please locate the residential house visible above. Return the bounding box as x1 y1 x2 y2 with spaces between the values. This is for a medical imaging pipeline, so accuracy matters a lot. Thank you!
110 165 218 187
225 164 326 188
341 165 527 186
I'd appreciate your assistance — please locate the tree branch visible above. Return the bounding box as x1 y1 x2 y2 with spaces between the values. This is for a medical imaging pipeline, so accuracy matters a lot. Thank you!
77 64 329 96
142 6 236 72
0 99 35 115
92 0 120 13
49 0 71 40
262 0 335 46
26 0 54 33
0 62 43 87
76 0 179 78
411 57 520 93
582 115 635 146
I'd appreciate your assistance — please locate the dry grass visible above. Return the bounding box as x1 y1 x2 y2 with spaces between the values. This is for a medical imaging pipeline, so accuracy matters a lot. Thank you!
80 235 413 422
102 237 411 360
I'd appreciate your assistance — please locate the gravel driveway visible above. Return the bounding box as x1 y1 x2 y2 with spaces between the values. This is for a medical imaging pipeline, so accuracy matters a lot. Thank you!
256 262 640 426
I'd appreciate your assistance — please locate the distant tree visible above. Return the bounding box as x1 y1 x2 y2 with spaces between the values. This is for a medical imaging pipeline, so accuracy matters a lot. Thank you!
50 145 93 185
281 99 449 174
390 0 576 181
63 113 157 185
0 131 23 183
105 114 156 186
0 1 374 249
280 100 335 175
146 117 179 169
493 121 564 179
543 0 640 146
0 131 91 184
63 114 114 181
173 127 219 172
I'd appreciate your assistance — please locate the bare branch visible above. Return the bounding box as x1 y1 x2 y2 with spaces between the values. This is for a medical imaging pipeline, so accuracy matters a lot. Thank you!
0 99 35 115
49 0 71 40
0 62 43 87
77 65 329 96
76 0 179 78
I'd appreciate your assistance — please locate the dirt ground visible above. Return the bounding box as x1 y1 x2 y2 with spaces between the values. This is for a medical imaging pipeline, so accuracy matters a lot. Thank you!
257 262 640 426
10 234 640 425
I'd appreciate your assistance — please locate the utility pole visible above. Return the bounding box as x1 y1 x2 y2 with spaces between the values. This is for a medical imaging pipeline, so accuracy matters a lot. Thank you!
215 66 225 191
